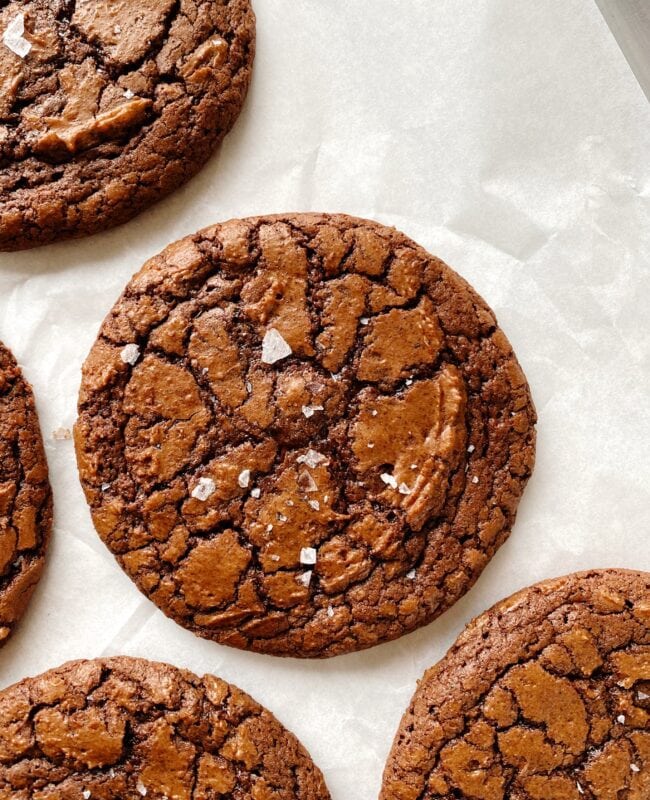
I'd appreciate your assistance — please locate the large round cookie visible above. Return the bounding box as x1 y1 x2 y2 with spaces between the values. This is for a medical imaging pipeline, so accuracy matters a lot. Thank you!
0 656 331 798
74 213 536 657
381 569 650 800
0 0 255 250
0 341 51 646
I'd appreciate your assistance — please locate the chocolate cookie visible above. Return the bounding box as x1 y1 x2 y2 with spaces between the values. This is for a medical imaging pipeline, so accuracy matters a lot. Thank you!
381 569 650 800
0 656 331 798
0 341 51 646
0 0 255 250
74 213 536 657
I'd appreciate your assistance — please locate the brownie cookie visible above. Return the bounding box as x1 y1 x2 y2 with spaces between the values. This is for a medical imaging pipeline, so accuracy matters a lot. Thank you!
381 569 650 800
74 213 536 657
0 656 331 799
0 341 51 646
0 0 255 250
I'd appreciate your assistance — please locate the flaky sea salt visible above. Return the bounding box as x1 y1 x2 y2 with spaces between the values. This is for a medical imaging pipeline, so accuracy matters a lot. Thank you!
617 714 626 724
406 569 416 580
261 328 292 364
297 449 327 468
577 784 584 795
3 13 31 58
302 404 324 418
277 513 288 522
380 473 398 490
300 547 317 565
136 782 148 797
360 317 370 326
270 554 280 562
123 88 135 99
251 487 261 499
238 469 250 488
398 483 411 495
638 690 650 700
467 444 475 453
327 605 334 618
308 500 320 511
191 477 216 501
471 476 479 484
371 409 378 417
82 792 91 800
101 483 110 492
298 570 313 588
298 471 318 492
405 378 413 386
120 343 140 365
367 442 374 449
266 523 274 532
631 764 640 773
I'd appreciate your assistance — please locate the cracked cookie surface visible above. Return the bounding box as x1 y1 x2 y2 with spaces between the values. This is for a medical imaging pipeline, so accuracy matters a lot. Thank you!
381 569 650 800
74 213 536 658
0 341 51 646
0 0 255 250
0 656 331 799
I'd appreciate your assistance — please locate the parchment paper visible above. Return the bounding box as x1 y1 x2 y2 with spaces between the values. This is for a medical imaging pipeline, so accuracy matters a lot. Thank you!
1 2 649 797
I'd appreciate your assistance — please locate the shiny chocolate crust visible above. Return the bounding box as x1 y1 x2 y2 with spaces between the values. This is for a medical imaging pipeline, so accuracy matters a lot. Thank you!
381 569 650 800
0 656 331 799
0 0 255 250
0 341 51 646
74 213 537 657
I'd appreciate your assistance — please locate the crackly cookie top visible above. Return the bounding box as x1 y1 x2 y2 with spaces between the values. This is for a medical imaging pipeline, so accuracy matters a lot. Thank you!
0 0 255 250
0 341 51 646
74 213 536 658
381 570 650 800
0 656 331 799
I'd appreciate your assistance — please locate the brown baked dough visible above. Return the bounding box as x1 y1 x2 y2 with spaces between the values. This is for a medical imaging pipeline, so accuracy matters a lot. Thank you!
0 340 51 647
381 569 650 800
0 0 255 250
0 656 331 799
74 213 536 657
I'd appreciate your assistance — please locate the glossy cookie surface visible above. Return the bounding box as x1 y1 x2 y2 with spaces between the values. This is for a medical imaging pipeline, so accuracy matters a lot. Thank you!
0 0 255 249
0 341 51 647
381 569 650 800
0 656 331 798
75 213 536 657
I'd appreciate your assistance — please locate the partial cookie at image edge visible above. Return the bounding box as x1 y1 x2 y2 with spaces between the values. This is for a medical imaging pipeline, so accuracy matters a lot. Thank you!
381 568 650 800
0 0 256 250
0 655 331 799
0 341 52 647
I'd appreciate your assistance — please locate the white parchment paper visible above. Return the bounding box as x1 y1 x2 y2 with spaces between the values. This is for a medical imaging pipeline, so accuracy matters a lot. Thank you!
1 2 649 797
